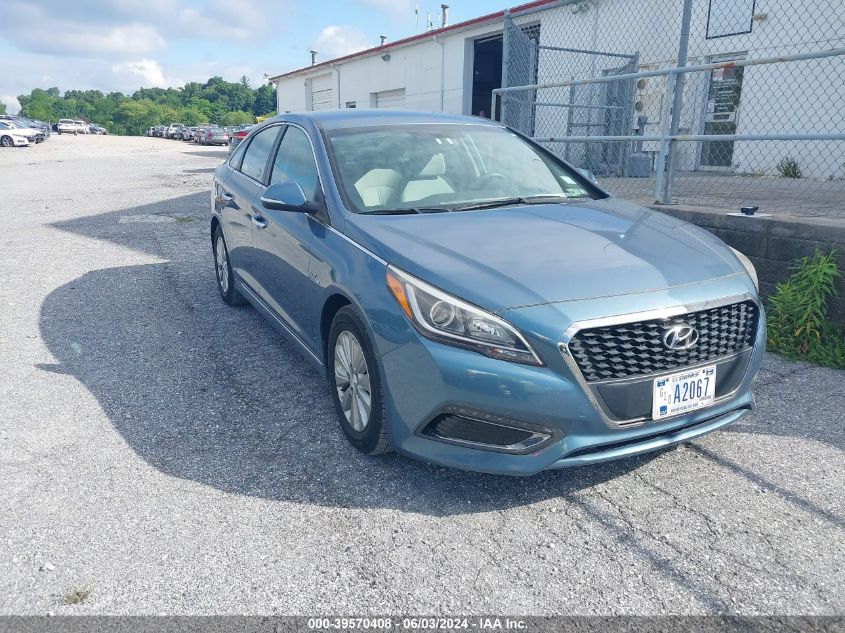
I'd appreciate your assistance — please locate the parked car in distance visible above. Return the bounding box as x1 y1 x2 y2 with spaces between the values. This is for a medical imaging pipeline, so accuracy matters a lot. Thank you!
180 126 196 141
0 124 31 147
57 119 78 134
73 120 89 134
165 123 184 139
198 127 229 145
88 123 108 135
0 120 43 143
228 124 255 152
210 111 764 475
192 125 211 142
0 115 50 138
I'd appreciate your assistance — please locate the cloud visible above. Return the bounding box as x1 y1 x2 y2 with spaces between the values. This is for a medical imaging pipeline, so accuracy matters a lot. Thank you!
178 0 268 41
17 24 165 57
0 0 282 96
1 96 22 114
111 59 172 88
313 25 370 60
0 0 273 58
1 2 165 57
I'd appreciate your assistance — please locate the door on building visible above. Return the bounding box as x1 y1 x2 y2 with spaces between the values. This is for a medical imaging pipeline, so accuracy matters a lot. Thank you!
699 54 745 169
310 73 335 111
471 35 503 118
375 88 406 109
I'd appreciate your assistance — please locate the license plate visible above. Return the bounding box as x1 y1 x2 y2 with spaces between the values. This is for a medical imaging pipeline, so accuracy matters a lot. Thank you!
652 365 717 420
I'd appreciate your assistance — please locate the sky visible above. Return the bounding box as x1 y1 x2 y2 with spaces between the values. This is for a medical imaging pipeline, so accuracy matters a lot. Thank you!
0 0 497 113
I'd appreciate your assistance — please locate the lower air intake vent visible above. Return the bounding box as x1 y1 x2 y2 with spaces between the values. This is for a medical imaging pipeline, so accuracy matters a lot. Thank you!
421 409 555 454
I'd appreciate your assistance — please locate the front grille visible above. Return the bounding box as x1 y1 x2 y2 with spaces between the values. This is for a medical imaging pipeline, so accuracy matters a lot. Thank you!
568 301 758 382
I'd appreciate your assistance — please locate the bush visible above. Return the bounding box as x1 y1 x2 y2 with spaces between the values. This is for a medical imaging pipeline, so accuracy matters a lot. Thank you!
776 156 802 178
766 249 845 368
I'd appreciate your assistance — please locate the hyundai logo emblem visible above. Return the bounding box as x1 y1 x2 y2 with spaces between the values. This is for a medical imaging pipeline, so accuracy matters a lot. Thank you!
662 323 699 351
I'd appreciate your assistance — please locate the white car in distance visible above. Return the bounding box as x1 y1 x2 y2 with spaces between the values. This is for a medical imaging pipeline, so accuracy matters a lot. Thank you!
57 119 79 135
0 122 31 147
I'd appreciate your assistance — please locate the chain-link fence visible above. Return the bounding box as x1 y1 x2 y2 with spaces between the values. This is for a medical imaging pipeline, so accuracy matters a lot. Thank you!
493 0 845 217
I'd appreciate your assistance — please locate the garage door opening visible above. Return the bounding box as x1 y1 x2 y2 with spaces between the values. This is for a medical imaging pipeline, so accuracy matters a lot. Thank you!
373 88 406 109
471 35 502 118
310 74 335 111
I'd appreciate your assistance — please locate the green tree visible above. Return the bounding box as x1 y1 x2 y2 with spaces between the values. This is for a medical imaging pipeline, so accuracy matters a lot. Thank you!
14 76 279 134
221 110 255 126
0 102 5 115
253 83 275 116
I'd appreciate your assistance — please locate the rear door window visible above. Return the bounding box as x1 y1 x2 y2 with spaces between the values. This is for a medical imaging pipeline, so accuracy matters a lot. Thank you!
239 125 281 183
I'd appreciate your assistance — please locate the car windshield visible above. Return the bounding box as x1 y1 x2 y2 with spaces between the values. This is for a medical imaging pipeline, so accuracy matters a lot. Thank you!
324 123 598 214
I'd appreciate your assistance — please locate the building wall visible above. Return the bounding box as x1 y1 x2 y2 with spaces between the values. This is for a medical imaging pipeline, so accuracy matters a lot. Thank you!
276 21 503 117
275 0 842 177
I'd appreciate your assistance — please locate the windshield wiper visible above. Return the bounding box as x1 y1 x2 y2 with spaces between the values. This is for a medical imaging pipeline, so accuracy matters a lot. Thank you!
365 207 451 215
450 194 575 212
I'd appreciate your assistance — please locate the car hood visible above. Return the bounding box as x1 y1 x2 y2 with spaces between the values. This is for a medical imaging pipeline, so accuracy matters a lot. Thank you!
342 197 745 313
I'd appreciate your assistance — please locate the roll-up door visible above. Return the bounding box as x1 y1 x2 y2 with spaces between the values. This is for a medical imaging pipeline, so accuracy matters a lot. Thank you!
375 88 406 109
310 74 335 111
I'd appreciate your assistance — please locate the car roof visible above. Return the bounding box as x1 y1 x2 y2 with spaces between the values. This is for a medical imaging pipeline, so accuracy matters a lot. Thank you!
269 109 501 131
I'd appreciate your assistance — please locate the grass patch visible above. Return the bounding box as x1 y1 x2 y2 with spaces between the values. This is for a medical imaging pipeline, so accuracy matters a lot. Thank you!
776 156 802 179
173 215 194 223
767 248 845 369
64 586 92 605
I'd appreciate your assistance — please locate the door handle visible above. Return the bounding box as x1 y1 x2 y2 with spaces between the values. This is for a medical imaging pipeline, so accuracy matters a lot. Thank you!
251 215 267 229
221 190 233 201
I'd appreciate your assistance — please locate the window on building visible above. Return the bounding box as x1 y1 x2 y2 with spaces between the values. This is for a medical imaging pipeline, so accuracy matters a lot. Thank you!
345 101 357 109
706 0 755 38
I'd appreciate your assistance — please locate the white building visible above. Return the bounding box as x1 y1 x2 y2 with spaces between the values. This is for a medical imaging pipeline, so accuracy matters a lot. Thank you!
271 0 844 178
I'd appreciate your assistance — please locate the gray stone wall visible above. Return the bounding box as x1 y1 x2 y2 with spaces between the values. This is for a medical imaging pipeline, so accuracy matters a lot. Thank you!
652 206 845 330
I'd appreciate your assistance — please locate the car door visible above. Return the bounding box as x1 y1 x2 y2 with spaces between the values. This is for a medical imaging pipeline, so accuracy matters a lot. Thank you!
218 124 282 290
250 124 323 352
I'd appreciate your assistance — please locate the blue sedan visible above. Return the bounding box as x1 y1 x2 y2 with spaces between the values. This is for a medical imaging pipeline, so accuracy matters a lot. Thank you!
210 110 764 475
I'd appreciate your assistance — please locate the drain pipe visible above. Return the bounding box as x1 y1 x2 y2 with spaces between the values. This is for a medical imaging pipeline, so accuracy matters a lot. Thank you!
331 63 341 108
434 34 446 111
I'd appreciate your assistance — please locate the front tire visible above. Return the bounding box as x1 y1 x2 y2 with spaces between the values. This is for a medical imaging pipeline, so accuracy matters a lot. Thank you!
328 306 389 455
212 226 246 306
1 136 12 147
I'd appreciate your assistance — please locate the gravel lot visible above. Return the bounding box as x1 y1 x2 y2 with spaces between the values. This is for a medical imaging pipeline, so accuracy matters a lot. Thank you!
1 135 843 616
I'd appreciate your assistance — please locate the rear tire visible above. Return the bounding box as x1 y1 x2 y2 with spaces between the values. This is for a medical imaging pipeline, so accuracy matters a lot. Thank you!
328 306 389 455
212 226 246 306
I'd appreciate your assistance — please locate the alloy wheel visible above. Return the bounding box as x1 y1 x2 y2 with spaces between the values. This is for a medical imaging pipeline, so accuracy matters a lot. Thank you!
215 235 229 294
334 331 372 432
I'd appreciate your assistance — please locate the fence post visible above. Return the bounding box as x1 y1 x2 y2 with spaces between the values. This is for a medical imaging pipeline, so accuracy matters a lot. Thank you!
500 9 511 125
654 0 693 203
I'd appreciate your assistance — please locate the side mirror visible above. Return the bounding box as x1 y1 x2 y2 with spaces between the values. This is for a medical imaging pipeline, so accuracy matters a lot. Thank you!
261 181 313 212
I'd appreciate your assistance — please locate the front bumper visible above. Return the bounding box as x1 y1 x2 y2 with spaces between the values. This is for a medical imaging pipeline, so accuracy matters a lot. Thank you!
378 277 764 476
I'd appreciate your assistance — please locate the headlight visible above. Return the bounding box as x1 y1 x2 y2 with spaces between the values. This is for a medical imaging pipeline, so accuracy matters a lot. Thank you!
731 247 759 291
385 266 543 366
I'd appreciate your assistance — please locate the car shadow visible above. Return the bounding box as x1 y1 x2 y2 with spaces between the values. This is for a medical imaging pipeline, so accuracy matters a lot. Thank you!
181 149 230 159
38 192 667 515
